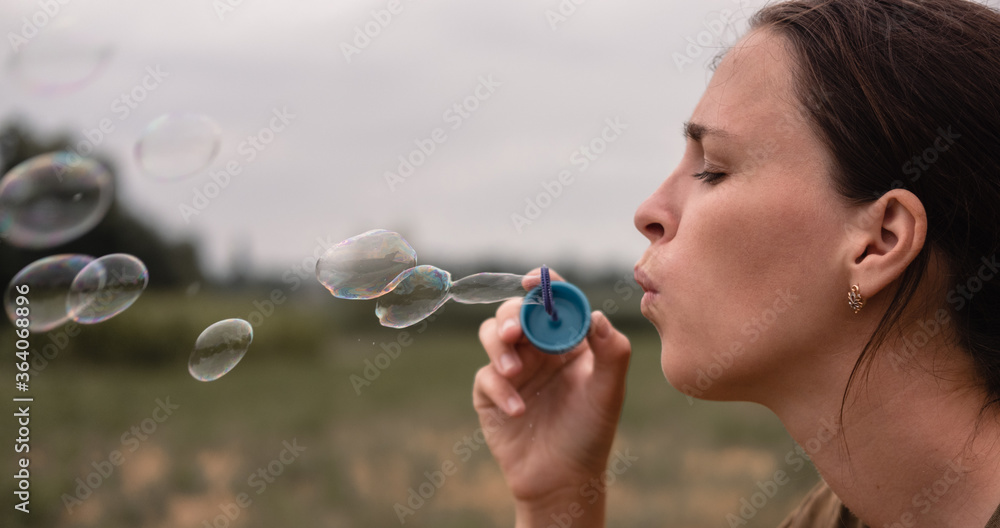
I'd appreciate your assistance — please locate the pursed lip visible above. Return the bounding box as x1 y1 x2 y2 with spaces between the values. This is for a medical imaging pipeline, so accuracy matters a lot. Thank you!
633 266 658 294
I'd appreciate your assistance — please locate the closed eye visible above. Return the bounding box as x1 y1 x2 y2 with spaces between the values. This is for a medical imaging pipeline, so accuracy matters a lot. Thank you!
692 170 727 185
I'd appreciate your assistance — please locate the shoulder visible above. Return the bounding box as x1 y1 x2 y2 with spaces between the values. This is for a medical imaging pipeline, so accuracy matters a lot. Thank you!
777 480 866 528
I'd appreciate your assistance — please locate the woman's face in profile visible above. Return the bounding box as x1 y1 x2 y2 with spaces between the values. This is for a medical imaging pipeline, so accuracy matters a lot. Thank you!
633 30 860 403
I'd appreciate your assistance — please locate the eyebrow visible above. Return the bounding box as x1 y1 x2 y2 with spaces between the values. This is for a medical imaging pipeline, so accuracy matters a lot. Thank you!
683 121 734 142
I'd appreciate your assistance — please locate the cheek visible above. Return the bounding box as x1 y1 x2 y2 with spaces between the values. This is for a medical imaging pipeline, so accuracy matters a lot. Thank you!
657 184 843 395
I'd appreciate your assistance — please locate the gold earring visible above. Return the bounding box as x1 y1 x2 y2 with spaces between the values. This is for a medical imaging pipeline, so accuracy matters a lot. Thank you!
848 284 865 314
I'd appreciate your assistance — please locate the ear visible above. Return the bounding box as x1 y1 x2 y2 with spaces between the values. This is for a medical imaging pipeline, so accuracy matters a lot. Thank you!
846 189 927 297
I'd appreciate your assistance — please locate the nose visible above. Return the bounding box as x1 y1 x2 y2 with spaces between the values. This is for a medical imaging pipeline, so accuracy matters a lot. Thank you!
634 177 678 243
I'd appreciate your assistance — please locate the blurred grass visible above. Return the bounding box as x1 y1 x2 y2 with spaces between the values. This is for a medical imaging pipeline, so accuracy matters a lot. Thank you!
1 290 819 528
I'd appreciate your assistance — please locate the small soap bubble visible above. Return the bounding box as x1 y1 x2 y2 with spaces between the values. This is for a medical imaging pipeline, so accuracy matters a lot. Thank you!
7 20 113 94
375 265 452 328
316 229 417 299
67 254 149 324
450 273 525 304
134 113 222 180
0 152 113 249
3 254 94 332
188 319 253 382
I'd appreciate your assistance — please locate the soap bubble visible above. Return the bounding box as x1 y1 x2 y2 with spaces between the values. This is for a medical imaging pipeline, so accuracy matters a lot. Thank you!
67 254 149 324
134 113 222 180
450 273 525 304
375 265 452 328
0 152 113 249
316 229 417 299
7 20 113 94
3 254 94 332
188 319 253 382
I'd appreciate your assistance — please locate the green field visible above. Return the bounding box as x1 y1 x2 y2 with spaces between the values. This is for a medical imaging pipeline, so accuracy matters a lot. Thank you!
2 291 819 528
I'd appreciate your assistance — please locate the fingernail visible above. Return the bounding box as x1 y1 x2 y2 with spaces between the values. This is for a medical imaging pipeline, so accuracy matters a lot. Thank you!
500 318 517 335
500 353 516 373
507 396 523 415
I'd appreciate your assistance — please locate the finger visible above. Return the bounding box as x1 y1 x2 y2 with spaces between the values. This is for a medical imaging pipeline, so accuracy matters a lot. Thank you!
494 297 524 335
479 317 523 377
586 311 632 387
521 267 567 290
473 365 525 416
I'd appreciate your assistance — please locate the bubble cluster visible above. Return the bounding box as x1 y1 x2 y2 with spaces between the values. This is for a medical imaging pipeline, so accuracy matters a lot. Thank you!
134 113 222 180
68 253 149 324
188 319 253 382
0 152 114 249
318 230 528 328
316 229 417 299
3 254 94 332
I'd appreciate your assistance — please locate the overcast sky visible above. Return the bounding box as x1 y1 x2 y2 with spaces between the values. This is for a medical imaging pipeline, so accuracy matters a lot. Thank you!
1 0 760 279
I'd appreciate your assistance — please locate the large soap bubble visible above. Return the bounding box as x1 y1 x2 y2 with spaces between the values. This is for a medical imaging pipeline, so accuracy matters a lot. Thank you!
188 319 253 382
3 254 94 332
7 20 113 94
134 113 222 180
0 152 113 249
67 254 149 324
316 229 417 299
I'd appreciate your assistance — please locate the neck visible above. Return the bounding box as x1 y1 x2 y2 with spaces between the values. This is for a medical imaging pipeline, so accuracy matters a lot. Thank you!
763 324 1000 528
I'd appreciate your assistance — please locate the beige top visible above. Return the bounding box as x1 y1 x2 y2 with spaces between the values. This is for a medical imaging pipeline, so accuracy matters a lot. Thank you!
778 480 1000 528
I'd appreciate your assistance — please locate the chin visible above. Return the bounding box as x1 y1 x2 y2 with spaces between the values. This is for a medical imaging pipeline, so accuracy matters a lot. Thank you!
658 340 740 403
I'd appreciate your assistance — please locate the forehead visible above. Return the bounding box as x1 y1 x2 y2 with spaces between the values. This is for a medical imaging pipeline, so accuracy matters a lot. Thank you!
690 30 805 145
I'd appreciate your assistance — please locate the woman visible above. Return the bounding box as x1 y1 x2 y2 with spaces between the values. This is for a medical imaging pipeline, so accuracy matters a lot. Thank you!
473 0 1000 526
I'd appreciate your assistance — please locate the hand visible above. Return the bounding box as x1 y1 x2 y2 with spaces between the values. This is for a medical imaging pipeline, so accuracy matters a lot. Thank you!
473 268 632 525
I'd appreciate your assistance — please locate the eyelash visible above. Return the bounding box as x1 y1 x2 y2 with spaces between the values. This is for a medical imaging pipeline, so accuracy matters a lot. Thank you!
692 170 727 185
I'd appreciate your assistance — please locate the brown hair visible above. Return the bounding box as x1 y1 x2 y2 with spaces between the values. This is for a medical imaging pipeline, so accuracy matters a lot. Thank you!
749 0 1000 409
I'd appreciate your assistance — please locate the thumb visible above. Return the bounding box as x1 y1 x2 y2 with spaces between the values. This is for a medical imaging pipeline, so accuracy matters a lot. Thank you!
586 311 631 386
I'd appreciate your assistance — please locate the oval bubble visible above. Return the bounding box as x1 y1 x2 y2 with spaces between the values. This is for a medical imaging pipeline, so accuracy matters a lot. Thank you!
0 152 114 249
188 319 253 382
316 229 417 299
67 253 149 324
134 113 222 180
3 254 94 332
375 265 452 328
7 19 113 95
